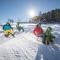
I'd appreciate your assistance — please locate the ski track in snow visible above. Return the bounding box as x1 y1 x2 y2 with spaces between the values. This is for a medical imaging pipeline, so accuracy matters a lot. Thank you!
0 24 60 60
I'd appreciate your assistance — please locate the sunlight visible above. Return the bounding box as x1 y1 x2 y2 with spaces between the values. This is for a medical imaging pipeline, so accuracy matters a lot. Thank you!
28 9 36 18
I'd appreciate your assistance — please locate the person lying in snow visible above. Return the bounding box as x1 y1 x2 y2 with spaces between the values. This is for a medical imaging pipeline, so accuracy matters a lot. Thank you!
3 22 14 37
33 24 43 37
42 27 55 45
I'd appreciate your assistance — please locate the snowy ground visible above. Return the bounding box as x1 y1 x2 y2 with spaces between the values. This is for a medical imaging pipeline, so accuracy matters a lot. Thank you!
0 24 60 60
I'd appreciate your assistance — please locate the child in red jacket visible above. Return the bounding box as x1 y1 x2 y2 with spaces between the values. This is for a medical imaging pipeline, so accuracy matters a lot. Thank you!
33 24 43 37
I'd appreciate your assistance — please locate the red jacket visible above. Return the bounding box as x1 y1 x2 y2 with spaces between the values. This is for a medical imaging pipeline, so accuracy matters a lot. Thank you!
33 26 43 37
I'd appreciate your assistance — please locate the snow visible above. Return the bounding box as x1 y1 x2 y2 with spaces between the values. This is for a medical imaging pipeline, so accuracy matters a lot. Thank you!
0 32 39 60
0 24 60 60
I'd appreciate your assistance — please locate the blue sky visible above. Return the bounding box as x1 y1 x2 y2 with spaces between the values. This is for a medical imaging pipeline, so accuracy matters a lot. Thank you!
0 0 60 23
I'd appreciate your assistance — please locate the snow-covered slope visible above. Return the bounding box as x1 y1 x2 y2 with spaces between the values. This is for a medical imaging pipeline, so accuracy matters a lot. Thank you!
35 24 60 60
0 24 60 60
0 32 39 60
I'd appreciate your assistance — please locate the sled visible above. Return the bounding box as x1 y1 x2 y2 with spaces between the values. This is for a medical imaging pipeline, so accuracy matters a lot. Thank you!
4 29 14 37
42 34 55 45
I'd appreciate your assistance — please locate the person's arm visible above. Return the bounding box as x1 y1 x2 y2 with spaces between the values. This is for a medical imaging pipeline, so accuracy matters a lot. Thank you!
10 25 13 30
3 25 5 30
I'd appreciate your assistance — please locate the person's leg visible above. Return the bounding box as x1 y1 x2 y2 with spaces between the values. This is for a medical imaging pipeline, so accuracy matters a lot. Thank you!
4 30 9 37
21 27 24 32
42 34 46 44
10 29 15 37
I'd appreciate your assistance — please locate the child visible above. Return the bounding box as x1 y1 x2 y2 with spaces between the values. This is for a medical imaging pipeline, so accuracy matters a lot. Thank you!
3 22 14 37
43 27 55 45
33 24 43 37
16 22 24 32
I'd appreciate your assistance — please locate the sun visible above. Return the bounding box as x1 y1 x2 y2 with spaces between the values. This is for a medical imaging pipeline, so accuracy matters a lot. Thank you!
28 9 36 18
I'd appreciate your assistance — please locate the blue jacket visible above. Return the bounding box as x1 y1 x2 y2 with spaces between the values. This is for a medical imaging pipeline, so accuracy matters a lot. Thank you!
3 24 12 31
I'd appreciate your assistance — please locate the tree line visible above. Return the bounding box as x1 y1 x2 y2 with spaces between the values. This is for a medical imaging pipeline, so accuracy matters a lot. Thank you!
30 9 60 23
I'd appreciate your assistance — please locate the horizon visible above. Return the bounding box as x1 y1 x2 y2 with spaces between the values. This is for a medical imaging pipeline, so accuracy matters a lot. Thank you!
0 0 60 23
